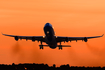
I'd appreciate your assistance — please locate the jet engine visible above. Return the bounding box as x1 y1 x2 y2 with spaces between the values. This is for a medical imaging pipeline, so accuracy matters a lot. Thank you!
32 37 35 42
15 36 18 41
65 37 69 42
84 37 88 42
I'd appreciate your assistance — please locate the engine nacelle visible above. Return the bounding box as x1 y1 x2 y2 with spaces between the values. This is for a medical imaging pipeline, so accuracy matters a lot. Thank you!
84 37 88 42
65 37 69 42
32 37 35 42
15 36 18 41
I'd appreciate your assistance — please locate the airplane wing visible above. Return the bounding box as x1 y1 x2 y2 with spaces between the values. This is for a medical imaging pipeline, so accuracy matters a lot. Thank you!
2 33 45 42
56 34 104 42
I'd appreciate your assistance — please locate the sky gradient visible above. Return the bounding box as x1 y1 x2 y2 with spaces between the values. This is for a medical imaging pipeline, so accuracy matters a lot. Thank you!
0 0 105 67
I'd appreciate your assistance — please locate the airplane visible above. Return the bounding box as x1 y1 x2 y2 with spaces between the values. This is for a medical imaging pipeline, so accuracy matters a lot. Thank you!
2 23 104 50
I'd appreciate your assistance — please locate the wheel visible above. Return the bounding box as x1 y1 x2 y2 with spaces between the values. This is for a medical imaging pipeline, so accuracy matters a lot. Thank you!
59 46 62 50
42 46 43 49
40 46 42 49
39 45 43 49
59 47 60 50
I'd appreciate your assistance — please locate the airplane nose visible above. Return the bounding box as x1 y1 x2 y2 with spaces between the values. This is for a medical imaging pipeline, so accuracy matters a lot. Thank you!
45 23 52 27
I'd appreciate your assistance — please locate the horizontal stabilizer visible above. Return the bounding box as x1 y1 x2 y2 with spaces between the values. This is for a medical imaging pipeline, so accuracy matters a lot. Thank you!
39 45 49 47
57 45 71 47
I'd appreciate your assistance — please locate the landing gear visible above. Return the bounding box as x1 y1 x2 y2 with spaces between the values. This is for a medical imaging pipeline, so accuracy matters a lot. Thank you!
39 41 43 49
59 46 62 50
59 42 62 50
60 42 61 45
39 45 43 49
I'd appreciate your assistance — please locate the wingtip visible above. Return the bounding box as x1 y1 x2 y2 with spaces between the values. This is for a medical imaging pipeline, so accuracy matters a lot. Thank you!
102 34 104 36
1 32 4 35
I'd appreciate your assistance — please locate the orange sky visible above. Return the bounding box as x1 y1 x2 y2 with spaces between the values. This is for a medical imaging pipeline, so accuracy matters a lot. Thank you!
0 0 105 67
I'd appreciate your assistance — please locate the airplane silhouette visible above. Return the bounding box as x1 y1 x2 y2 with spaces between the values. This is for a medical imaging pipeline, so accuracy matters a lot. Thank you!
2 23 104 50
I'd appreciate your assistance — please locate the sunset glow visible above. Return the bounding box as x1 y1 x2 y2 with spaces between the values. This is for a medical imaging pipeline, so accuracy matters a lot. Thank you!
0 0 105 67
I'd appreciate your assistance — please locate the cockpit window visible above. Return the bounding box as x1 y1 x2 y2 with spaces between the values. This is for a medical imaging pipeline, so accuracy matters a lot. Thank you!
45 23 52 27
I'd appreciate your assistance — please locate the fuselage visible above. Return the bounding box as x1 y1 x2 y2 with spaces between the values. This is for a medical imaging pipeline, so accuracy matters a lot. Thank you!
44 23 57 49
